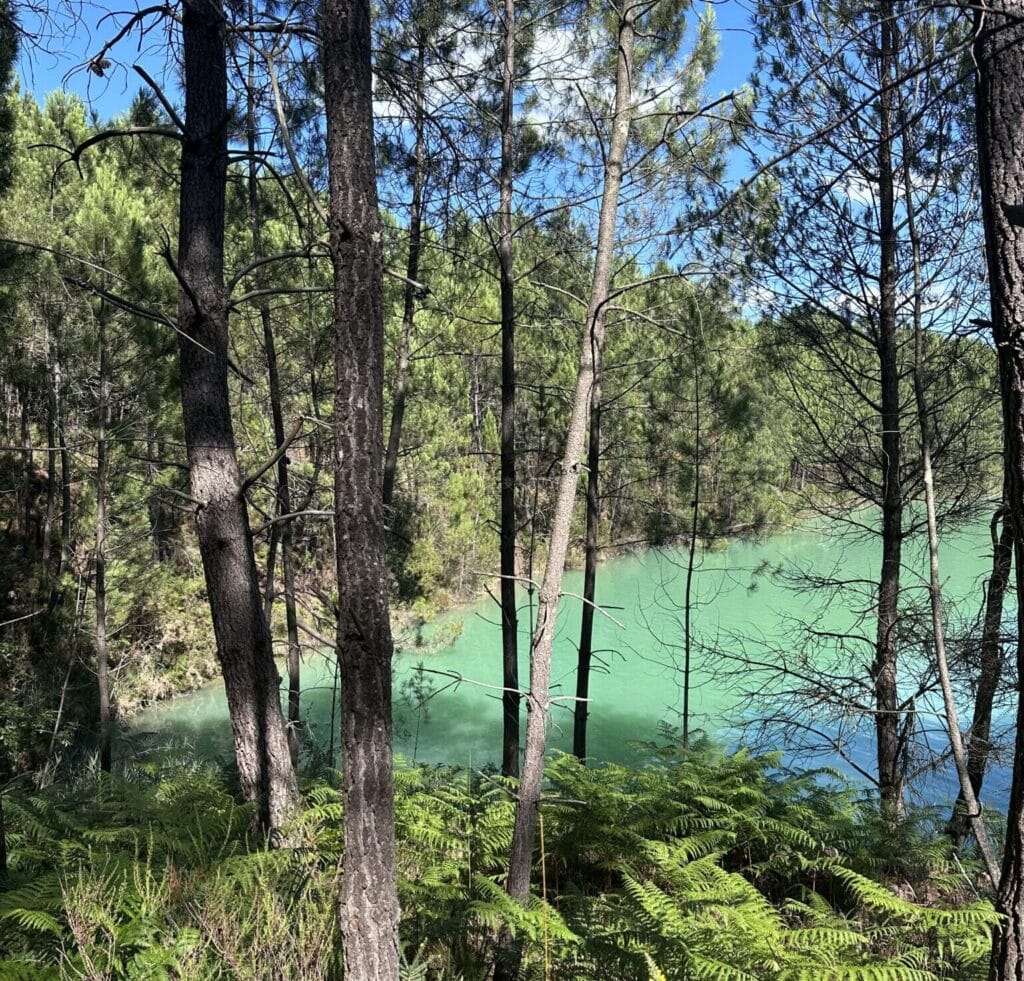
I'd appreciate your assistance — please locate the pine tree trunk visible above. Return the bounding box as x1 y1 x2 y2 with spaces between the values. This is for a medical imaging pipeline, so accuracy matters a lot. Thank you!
682 339 701 749
19 384 30 555
505 0 637 909
902 128 1000 885
95 304 112 773
246 40 302 767
573 385 600 760
281 534 300 766
177 0 297 836
498 0 520 779
42 331 57 576
322 0 400 976
145 431 164 561
972 1 1024 974
0 790 7 878
950 503 1012 845
58 370 70 567
382 40 426 511
872 0 905 818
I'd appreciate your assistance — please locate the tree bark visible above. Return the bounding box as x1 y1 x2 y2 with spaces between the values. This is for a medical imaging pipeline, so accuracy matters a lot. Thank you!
872 0 905 818
0 791 6 879
950 503 1012 845
682 337 701 749
505 0 637 907
57 349 71 568
19 384 31 555
382 39 426 512
322 0 401 976
498 0 520 779
145 431 165 562
177 0 297 836
95 303 112 773
573 384 600 760
42 330 57 576
973 1 1024 974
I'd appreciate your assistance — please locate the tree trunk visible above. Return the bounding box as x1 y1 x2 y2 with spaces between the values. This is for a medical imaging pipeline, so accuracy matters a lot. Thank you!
95 304 112 773
19 384 31 555
42 331 57 576
280 528 301 767
145 431 165 561
58 354 71 568
950 503 1012 845
246 38 302 767
498 0 520 779
505 0 637 907
322 0 401 976
177 0 297 836
573 385 600 760
470 354 483 455
682 338 701 749
902 128 1000 886
382 40 426 512
263 522 280 621
872 0 905 818
973 1 1024 974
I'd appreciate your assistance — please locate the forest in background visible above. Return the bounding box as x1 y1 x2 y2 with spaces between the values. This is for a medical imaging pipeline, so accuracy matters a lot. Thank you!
3 0 1024 977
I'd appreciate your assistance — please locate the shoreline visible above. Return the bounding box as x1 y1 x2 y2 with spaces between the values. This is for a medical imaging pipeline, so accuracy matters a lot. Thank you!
122 495 981 719
118 519 790 719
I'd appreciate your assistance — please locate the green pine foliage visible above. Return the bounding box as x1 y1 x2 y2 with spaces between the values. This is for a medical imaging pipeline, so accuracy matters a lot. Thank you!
0 747 997 979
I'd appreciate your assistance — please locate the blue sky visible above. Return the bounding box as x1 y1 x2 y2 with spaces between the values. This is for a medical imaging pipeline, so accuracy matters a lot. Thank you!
709 0 759 95
15 0 760 121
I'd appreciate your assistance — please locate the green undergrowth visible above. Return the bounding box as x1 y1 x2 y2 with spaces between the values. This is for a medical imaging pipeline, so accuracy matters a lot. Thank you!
0 746 998 979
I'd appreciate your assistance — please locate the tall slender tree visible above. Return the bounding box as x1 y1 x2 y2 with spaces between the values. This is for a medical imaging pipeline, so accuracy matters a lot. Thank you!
322 0 401 975
565 0 723 763
381 10 428 511
902 114 999 883
0 0 12 197
243 31 303 767
573 373 600 760
971 1 1024 974
94 297 112 772
176 0 297 835
873 0 904 816
506 0 639 906
949 490 1013 844
497 0 520 778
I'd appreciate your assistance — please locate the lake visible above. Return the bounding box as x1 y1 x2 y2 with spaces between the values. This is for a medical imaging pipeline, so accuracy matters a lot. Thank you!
129 512 1014 809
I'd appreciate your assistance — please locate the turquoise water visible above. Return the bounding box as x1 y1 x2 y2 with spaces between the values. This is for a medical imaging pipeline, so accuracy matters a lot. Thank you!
129 514 1010 804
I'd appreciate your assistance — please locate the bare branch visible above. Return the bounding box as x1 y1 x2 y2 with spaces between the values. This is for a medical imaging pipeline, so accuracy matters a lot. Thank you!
155 229 201 314
263 49 331 227
239 417 306 499
133 64 187 134
228 246 329 293
230 285 330 308
384 265 430 297
82 5 178 79
47 127 183 187
253 509 334 537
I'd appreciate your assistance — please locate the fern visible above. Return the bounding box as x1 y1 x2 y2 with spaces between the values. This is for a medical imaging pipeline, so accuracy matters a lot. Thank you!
0 744 1001 979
